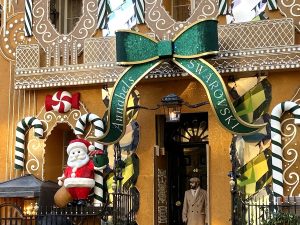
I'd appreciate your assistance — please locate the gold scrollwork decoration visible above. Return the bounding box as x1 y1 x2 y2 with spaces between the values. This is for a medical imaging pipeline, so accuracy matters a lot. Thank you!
33 0 98 56
278 0 300 32
0 13 34 61
144 0 218 40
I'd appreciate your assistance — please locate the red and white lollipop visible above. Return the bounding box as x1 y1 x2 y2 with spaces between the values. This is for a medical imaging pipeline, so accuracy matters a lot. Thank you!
45 91 80 113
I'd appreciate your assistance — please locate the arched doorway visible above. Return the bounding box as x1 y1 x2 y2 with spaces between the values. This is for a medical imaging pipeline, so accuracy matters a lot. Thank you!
44 123 76 182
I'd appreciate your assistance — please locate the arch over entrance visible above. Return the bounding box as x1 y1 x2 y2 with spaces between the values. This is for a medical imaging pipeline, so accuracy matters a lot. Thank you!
20 102 89 178
96 19 266 145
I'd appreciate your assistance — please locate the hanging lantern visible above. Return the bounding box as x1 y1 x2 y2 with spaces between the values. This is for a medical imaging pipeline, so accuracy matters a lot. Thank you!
161 94 183 122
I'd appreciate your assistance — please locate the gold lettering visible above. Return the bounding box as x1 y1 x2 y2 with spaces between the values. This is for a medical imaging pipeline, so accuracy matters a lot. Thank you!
112 122 123 132
122 85 129 94
225 115 236 125
187 60 195 69
231 123 239 129
220 108 230 116
217 98 227 107
208 80 218 90
122 80 131 88
214 89 223 99
115 93 126 100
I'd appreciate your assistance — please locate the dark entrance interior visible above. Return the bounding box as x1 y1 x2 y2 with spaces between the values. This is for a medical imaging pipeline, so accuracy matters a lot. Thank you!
44 123 76 182
155 112 208 225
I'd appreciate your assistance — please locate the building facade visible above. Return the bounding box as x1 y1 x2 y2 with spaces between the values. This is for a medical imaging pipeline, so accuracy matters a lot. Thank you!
0 0 300 225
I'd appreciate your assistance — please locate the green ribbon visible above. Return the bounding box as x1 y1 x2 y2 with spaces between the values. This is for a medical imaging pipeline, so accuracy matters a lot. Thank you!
98 19 266 144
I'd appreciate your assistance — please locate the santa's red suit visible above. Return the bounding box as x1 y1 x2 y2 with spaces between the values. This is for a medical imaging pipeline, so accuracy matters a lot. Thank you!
63 160 95 200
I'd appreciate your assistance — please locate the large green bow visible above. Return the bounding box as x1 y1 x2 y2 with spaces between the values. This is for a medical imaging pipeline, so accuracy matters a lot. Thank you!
116 19 218 64
97 19 266 144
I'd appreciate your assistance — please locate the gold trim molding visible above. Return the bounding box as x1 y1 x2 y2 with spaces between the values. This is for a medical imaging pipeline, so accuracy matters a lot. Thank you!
14 45 300 90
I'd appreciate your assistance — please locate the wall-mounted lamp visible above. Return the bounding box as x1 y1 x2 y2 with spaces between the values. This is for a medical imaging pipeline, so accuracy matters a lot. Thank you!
161 94 183 122
127 93 208 123
229 176 236 192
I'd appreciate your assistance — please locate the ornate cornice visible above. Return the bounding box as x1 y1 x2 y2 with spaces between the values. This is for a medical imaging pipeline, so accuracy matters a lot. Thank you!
14 64 125 89
14 45 300 90
211 45 300 73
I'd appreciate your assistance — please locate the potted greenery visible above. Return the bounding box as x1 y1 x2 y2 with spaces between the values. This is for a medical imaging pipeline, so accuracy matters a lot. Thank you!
262 211 300 225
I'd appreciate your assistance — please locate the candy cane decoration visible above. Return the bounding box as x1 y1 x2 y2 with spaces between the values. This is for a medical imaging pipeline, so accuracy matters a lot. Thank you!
97 0 107 29
75 113 106 206
24 0 33 37
75 113 104 138
218 0 228 15
134 0 145 24
15 117 44 170
267 0 278 10
271 101 300 197
93 142 105 207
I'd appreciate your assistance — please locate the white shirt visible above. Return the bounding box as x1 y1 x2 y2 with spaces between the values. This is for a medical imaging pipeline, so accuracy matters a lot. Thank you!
191 187 199 197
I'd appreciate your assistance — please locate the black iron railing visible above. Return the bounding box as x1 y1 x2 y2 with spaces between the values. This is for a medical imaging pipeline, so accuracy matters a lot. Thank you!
112 193 135 225
37 206 103 225
235 196 300 225
0 193 135 225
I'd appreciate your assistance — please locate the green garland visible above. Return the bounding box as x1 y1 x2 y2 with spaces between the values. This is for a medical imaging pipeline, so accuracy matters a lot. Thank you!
262 212 300 225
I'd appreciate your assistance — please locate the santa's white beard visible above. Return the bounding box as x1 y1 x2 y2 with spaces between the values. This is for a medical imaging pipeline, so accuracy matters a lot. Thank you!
67 155 89 168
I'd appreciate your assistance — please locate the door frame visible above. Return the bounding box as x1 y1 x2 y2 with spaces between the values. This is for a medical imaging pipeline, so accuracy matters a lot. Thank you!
206 143 211 225
154 114 211 225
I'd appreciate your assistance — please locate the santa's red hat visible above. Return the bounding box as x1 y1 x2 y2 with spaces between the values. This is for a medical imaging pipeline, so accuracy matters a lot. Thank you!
67 138 95 154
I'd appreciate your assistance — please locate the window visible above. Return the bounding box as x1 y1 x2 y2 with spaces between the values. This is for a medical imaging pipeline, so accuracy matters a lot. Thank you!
171 0 200 21
172 0 191 21
50 0 82 34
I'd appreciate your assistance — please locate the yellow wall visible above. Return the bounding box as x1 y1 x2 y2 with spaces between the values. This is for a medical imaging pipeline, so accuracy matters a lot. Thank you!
268 71 300 109
0 58 12 182
267 71 300 196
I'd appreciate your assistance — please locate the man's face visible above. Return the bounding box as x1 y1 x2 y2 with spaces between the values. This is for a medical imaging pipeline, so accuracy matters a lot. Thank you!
190 180 199 189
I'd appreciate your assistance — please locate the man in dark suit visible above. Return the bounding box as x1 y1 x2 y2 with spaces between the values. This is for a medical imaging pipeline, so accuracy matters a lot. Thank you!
182 176 208 225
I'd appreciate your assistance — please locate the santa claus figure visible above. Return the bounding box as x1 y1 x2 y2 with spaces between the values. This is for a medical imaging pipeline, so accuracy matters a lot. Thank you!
58 138 95 206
